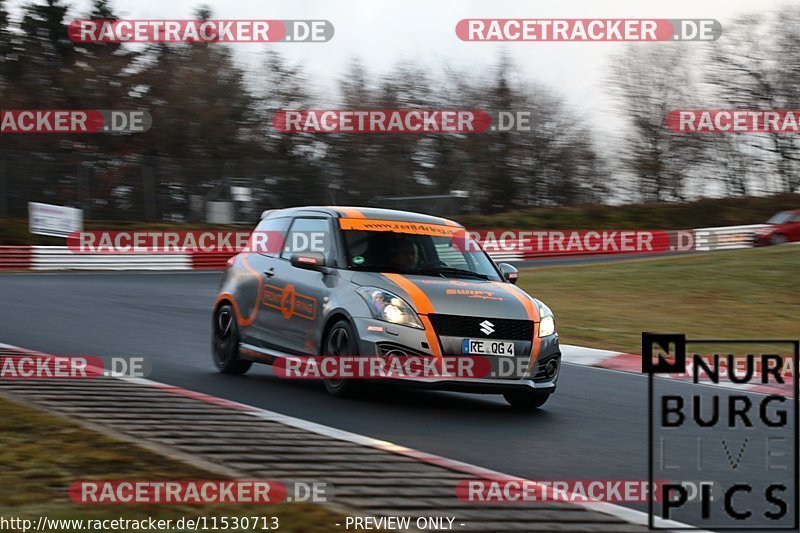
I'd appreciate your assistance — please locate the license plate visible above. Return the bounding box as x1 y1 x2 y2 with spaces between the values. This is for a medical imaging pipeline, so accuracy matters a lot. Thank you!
462 339 515 356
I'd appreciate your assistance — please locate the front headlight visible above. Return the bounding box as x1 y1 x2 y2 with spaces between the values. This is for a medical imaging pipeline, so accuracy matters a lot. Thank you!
357 287 424 329
537 302 556 337
539 316 556 337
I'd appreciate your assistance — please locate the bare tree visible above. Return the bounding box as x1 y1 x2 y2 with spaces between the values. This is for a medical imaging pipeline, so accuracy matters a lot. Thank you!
705 10 800 194
609 44 706 201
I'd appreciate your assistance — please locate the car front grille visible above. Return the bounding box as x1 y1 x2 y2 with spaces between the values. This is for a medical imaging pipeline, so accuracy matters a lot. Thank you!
427 314 534 340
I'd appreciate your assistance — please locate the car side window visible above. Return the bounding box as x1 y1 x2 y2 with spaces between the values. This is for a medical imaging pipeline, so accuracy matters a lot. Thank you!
252 217 291 257
281 218 335 263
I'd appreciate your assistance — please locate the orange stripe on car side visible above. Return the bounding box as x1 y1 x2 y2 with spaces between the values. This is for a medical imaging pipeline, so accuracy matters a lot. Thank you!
493 282 542 370
383 273 442 358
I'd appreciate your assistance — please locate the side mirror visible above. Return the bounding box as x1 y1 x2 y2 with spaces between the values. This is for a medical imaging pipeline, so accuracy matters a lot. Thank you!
498 263 519 284
290 252 328 272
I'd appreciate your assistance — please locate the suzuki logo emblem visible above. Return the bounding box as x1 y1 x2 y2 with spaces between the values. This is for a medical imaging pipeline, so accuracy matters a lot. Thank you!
479 320 495 336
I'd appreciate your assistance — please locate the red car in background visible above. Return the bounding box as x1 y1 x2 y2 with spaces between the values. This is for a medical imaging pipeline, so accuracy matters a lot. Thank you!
753 210 800 245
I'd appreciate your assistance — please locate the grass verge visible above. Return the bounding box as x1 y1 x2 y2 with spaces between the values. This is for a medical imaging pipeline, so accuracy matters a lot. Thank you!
0 394 346 532
517 246 800 355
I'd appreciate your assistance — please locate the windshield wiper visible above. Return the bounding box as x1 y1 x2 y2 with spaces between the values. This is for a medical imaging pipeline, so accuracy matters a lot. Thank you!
413 266 490 280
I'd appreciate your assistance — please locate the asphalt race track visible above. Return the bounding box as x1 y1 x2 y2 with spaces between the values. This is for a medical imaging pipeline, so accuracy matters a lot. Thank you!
1 271 795 529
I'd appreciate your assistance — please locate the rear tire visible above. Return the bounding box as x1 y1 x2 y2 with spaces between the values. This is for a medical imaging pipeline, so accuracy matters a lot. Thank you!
212 304 252 375
503 390 550 411
322 319 364 397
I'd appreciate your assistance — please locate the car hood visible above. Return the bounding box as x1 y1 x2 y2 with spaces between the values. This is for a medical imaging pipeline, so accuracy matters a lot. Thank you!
349 271 538 321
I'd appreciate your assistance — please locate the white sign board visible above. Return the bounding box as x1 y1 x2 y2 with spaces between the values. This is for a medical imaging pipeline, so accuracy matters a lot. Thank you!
28 202 84 238
206 201 234 224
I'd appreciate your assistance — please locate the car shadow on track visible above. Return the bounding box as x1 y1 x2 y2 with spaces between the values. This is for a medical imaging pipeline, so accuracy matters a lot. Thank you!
216 367 555 418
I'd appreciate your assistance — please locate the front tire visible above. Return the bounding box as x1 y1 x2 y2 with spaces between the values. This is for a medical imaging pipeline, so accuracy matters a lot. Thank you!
771 234 788 245
212 304 252 375
322 319 364 397
503 390 550 411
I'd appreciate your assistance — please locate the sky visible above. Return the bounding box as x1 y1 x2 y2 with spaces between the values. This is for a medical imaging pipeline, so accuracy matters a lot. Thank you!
5 0 792 138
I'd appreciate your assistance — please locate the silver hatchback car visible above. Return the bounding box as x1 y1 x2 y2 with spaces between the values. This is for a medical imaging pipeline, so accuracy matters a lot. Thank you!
212 206 560 409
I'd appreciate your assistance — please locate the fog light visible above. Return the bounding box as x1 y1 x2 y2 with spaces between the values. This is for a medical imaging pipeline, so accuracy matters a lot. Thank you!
545 360 559 378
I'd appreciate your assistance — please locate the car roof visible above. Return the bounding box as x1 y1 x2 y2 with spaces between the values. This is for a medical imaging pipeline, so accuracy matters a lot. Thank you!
262 206 463 227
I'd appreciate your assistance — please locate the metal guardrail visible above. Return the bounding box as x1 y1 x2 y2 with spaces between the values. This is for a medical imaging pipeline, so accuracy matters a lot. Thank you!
693 224 769 251
32 247 192 270
0 246 33 270
0 246 191 271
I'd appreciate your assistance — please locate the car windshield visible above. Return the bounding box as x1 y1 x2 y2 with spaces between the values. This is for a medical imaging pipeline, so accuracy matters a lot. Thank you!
342 229 502 281
767 212 793 224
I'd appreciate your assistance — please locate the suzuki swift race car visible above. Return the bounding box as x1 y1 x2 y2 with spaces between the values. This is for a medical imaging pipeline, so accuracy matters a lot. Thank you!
212 206 560 409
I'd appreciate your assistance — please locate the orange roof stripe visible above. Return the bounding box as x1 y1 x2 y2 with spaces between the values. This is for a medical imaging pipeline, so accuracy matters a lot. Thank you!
336 207 366 218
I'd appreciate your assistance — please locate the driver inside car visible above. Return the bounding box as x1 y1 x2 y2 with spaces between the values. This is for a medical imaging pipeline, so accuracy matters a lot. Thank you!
366 233 420 272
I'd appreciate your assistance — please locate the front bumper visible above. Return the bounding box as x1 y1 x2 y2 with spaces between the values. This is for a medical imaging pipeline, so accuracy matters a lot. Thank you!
353 317 561 393
753 234 772 246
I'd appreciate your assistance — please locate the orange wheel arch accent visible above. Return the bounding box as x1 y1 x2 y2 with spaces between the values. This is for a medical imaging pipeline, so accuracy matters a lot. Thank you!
214 254 262 327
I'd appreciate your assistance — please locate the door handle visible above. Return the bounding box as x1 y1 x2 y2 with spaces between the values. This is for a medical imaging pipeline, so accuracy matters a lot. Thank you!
264 268 275 278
